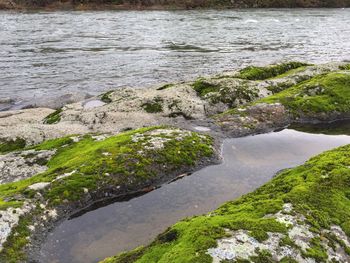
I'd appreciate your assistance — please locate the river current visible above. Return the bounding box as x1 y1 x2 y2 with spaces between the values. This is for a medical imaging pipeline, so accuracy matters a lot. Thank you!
1 9 350 109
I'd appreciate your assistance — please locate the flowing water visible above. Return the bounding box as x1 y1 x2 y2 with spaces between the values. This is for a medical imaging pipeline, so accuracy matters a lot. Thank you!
39 122 350 263
1 9 350 109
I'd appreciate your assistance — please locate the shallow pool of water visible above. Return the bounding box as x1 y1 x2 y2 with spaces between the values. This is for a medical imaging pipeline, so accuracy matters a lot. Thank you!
39 126 350 263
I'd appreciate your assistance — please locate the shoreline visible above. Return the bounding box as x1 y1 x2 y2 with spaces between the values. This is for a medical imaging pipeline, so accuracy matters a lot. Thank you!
0 61 350 262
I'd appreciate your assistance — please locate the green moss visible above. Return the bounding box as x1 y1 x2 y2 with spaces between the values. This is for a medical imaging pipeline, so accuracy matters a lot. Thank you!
279 235 296 248
0 213 33 262
102 144 350 263
280 257 298 263
266 82 292 94
0 127 214 262
268 66 308 80
192 79 220 97
32 136 74 151
249 229 268 242
0 127 213 207
101 247 146 263
157 84 174 90
302 237 328 262
339 64 350 70
101 90 114 103
0 138 26 154
250 249 273 263
236 62 309 80
43 108 62 124
141 97 163 113
0 200 23 210
259 72 350 116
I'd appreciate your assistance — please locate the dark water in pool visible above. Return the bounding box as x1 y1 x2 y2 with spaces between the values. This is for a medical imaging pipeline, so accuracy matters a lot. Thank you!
39 125 350 263
1 9 350 109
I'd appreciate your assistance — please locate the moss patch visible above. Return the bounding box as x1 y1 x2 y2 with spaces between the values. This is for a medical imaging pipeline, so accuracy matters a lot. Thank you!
102 144 350 263
101 90 114 103
192 78 220 97
236 62 309 81
339 64 350 71
157 84 174 91
43 108 62 124
0 138 26 154
141 97 163 113
259 72 350 117
0 213 33 263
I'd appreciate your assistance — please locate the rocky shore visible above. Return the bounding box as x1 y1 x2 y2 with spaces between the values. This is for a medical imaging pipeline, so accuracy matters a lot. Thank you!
0 61 349 262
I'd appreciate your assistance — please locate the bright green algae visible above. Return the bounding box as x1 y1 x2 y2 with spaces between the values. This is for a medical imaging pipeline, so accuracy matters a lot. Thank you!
43 108 62 124
0 138 26 154
101 144 350 263
259 72 350 116
0 127 214 262
218 71 350 120
235 62 309 81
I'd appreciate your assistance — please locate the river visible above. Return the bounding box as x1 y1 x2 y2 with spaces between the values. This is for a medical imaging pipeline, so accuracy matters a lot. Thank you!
1 9 350 109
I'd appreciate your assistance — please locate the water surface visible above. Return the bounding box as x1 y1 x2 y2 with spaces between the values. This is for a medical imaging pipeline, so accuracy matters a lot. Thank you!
1 9 350 108
39 126 350 263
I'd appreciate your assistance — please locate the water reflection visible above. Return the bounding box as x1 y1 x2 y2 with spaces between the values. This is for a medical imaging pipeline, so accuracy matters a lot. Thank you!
39 127 350 263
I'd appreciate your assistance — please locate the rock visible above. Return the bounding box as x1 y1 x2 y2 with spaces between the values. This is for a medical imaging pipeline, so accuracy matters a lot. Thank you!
0 62 347 146
0 149 55 184
28 182 50 191
0 202 33 251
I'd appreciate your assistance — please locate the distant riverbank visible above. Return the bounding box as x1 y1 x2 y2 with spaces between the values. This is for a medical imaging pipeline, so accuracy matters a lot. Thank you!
1 0 350 10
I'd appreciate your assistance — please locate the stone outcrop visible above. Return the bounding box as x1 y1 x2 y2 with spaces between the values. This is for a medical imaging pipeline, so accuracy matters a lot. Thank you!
0 62 346 146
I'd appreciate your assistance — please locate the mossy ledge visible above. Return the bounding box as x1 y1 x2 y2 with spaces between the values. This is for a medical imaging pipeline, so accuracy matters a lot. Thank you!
0 127 217 262
259 72 350 119
216 68 350 137
235 62 309 81
101 144 350 263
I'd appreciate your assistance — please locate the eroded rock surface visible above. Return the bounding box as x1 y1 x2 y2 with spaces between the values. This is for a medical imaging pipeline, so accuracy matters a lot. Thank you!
1 62 346 146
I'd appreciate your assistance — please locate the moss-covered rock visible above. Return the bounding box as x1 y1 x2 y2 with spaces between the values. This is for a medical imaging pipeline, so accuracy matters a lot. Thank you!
259 72 350 119
216 69 350 136
141 97 164 113
101 144 350 263
0 138 26 154
100 90 114 103
235 62 309 81
0 127 215 262
43 108 62 124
